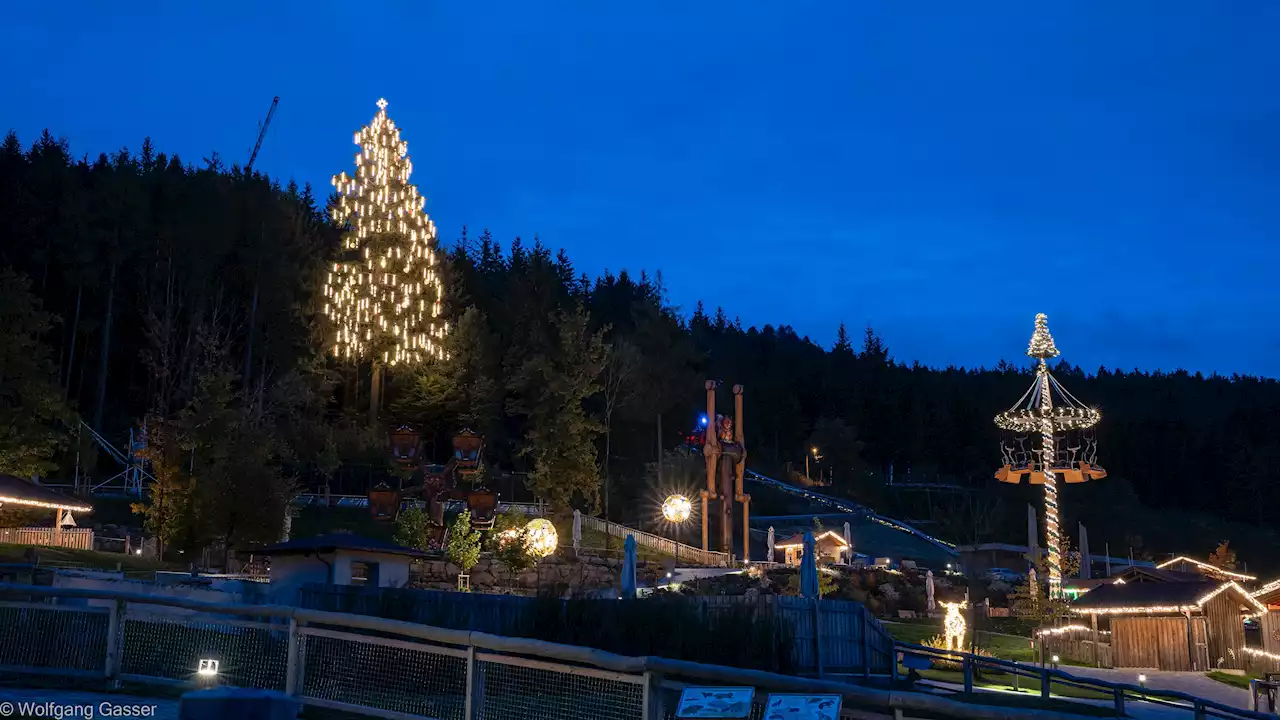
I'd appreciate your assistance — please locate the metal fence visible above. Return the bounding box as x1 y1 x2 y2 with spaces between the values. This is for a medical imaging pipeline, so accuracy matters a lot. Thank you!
0 527 94 550
579 515 731 567
0 583 1115 720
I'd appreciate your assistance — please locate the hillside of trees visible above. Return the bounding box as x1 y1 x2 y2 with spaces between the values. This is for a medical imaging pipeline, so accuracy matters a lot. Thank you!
2 130 1277 571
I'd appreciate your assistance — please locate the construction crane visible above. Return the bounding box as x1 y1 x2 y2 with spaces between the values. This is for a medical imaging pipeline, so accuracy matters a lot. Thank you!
245 96 279 174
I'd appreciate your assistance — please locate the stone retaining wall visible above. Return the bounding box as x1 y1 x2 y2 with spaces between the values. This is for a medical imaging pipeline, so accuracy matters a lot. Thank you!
412 551 667 594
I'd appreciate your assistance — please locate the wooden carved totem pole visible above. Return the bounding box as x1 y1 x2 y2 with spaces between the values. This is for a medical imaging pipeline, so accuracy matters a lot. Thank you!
701 381 751 561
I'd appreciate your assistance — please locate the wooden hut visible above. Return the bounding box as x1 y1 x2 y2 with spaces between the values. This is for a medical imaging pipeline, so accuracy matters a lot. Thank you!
1253 579 1280 658
1071 580 1265 671
774 530 850 566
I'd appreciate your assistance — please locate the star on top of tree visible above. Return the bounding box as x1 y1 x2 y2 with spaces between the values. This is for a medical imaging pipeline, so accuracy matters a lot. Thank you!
1026 313 1060 359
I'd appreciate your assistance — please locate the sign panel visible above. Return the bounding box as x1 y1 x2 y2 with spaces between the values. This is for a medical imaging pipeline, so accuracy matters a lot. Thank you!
675 687 755 718
764 694 842 720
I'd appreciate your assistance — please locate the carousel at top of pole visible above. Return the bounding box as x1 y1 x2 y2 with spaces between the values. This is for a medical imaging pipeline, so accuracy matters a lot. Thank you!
994 313 1106 599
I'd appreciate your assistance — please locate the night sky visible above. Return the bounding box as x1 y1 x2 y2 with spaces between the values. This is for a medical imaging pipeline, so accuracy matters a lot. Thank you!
6 2 1279 377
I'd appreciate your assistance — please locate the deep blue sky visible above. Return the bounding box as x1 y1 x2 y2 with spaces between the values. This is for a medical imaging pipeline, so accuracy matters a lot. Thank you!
6 2 1280 377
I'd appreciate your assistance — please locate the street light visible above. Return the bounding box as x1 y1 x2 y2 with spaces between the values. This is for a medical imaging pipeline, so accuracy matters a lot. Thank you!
806 446 822 482
662 494 692 570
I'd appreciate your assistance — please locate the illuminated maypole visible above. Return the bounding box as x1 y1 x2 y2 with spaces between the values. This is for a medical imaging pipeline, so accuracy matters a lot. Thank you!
995 314 1106 599
324 98 448 422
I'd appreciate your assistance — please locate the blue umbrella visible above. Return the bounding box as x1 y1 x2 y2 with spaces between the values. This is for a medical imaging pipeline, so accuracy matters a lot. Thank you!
800 530 820 599
621 534 638 599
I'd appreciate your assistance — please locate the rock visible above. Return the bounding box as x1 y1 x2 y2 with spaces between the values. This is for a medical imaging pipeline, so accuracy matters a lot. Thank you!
470 571 495 587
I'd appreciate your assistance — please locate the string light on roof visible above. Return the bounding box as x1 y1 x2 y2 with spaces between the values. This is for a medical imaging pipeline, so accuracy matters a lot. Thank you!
324 98 448 367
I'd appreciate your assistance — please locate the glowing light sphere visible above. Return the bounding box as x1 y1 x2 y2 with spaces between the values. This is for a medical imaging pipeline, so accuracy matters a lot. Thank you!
662 494 692 523
523 519 558 558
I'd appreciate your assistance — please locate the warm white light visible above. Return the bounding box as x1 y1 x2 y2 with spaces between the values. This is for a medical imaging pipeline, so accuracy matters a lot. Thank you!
523 519 558 558
325 98 448 366
1052 655 1060 664
198 659 219 676
1155 556 1256 581
940 601 967 651
1138 674 1147 684
661 495 692 523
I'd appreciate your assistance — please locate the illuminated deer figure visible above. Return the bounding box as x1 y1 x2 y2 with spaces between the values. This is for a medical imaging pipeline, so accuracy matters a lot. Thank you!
941 601 968 652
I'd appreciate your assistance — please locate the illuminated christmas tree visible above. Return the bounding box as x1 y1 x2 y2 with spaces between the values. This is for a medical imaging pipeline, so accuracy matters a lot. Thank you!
324 98 448 420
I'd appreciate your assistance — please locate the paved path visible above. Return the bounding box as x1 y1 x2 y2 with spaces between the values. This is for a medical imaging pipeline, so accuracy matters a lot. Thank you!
0 689 179 719
1059 665 1252 710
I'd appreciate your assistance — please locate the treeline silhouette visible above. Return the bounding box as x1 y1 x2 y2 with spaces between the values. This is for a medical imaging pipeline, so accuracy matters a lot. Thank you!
2 130 1276 570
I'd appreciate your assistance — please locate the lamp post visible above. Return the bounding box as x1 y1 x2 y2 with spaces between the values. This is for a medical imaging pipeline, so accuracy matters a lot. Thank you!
662 494 692 571
806 446 822 482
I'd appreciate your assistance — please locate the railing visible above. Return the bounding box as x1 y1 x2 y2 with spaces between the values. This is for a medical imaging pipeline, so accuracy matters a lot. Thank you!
0 526 94 550
0 583 1116 720
897 640 1275 719
579 515 732 567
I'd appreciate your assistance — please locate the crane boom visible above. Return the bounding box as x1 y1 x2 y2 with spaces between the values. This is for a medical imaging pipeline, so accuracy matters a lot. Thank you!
245 96 280 174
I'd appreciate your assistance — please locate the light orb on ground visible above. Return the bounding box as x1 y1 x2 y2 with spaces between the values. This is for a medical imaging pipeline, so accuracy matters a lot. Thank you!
524 518 558 558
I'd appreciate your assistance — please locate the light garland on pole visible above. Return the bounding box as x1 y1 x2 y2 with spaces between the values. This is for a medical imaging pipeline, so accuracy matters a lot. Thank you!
324 98 448 368
995 313 1103 600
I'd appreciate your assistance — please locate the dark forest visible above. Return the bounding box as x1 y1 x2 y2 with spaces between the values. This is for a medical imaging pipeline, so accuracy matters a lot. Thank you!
2 131 1277 570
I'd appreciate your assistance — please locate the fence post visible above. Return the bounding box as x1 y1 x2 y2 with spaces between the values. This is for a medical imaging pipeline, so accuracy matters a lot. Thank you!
861 611 870 681
1193 699 1205 720
813 598 824 679
104 598 123 687
1113 687 1125 716
464 645 478 720
284 617 300 696
1040 668 1050 700
643 671 666 720
1012 661 1019 692
962 656 973 693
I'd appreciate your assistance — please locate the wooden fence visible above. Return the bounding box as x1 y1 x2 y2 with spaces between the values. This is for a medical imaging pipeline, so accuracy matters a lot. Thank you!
579 514 732 567
0 527 94 550
298 583 894 676
1036 634 1113 668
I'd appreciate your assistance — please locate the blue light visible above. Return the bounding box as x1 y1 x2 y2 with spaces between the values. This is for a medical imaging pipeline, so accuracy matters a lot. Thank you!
699 414 708 426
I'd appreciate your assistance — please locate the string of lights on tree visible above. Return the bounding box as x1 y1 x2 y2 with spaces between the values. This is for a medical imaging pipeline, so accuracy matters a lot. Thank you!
324 98 448 366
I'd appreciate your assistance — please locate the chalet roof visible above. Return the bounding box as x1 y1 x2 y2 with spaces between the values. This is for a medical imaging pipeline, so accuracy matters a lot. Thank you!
1071 580 1266 615
1155 556 1256 582
1114 565 1207 584
1253 579 1280 604
0 475 92 512
775 530 850 549
262 533 427 559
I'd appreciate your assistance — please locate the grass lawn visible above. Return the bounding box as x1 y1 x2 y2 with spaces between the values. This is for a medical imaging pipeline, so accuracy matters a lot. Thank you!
0 542 177 572
928 688 1117 717
1206 671 1258 689
884 620 1038 662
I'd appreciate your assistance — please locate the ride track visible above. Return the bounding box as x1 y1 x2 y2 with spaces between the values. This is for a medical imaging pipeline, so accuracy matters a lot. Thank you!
743 470 958 558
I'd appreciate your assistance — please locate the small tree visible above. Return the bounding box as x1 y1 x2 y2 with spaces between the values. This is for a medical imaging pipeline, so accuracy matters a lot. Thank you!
446 511 482 584
1209 541 1237 570
394 506 433 552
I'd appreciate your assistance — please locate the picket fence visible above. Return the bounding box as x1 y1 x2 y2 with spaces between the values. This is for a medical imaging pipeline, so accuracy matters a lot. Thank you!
0 526 94 550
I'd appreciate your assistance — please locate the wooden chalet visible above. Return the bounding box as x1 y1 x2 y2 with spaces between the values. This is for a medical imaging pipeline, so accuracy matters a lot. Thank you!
1071 580 1265 671
774 530 850 566
1253 579 1280 657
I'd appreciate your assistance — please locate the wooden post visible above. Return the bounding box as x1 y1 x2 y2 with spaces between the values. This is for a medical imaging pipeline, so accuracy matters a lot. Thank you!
813 597 824 678
464 645 477 720
699 490 709 552
1091 612 1100 668
962 656 973 693
104 598 123 687
741 496 750 563
285 617 300 695
1113 687 1125 715
862 617 871 681
1185 609 1197 672
1040 668 1051 699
